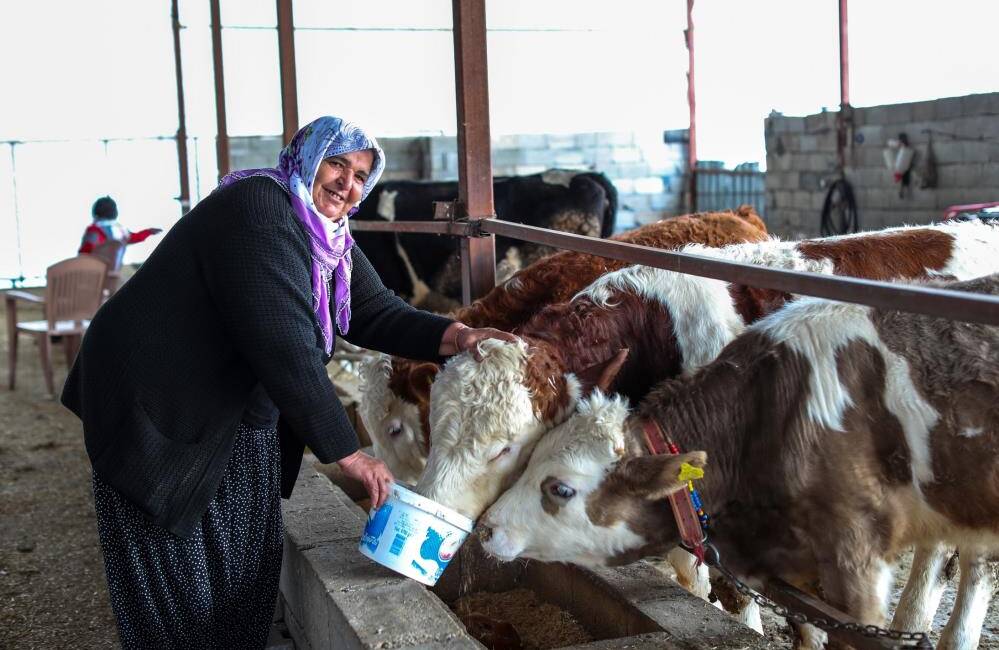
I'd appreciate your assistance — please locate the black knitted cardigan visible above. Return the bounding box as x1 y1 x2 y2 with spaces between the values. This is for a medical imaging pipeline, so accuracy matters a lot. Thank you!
62 177 452 537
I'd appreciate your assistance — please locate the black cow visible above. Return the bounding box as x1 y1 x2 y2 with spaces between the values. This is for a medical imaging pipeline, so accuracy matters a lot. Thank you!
351 170 617 308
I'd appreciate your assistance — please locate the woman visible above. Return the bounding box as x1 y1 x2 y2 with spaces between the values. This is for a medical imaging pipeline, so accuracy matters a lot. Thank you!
62 116 516 649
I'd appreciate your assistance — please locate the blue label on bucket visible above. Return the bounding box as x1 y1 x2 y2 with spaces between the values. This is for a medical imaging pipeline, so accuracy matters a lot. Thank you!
389 532 408 556
414 527 463 581
361 503 393 552
419 528 445 564
387 512 415 557
357 487 469 586
410 560 429 577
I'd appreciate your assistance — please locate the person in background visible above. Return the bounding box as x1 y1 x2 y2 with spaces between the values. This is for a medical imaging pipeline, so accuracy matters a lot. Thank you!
62 116 517 650
78 195 162 257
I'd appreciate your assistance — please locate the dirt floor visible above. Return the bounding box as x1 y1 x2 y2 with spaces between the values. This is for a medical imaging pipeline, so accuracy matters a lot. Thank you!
1 294 119 649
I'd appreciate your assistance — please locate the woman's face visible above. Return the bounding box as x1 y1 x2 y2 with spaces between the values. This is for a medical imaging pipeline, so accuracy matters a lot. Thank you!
311 149 374 221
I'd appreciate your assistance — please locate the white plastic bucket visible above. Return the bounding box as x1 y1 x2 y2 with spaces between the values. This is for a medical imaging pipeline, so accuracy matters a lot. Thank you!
358 483 474 586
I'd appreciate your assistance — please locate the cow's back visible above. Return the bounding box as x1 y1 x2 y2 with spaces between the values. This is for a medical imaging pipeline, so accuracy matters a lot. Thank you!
350 172 620 301
456 208 769 331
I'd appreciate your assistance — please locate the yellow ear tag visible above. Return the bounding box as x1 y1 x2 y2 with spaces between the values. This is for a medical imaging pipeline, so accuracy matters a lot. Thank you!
677 462 704 482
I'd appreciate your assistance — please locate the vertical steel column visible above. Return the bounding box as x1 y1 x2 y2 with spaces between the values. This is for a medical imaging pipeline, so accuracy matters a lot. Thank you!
171 0 192 214
209 0 230 178
836 0 851 170
276 0 299 146
685 0 697 212
451 0 496 305
8 143 24 286
838 0 850 109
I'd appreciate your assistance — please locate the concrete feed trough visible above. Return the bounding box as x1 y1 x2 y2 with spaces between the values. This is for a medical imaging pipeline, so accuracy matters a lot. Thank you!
279 462 772 650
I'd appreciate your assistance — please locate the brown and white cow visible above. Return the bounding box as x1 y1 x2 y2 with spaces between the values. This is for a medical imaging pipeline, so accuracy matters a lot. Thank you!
480 274 999 649
417 218 999 518
416 218 999 640
359 208 769 483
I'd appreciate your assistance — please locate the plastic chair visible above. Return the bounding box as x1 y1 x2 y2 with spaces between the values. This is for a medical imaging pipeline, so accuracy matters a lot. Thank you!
90 239 126 298
6 255 108 397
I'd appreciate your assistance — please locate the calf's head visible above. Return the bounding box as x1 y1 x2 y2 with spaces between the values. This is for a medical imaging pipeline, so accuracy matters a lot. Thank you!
359 354 436 484
480 392 706 567
415 339 627 519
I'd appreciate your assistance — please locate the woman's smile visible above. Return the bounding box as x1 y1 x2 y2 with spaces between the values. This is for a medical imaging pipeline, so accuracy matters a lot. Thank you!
323 187 345 204
312 149 374 221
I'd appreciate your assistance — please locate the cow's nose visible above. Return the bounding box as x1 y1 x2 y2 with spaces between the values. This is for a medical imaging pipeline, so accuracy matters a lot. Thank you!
476 523 493 543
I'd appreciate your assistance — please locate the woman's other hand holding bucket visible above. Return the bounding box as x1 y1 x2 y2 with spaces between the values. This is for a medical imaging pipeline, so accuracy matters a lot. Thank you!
338 450 394 509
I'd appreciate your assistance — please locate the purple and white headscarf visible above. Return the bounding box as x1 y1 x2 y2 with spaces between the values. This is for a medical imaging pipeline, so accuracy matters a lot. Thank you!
218 116 385 354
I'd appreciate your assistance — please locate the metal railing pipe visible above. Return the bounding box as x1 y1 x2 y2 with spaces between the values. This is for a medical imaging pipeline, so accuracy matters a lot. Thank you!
478 219 999 326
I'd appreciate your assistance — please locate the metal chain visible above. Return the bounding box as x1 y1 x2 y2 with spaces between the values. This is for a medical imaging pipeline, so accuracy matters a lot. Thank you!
703 543 933 649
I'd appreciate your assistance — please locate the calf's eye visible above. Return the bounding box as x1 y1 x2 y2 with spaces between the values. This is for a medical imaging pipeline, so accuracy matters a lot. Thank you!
549 481 576 500
489 446 511 463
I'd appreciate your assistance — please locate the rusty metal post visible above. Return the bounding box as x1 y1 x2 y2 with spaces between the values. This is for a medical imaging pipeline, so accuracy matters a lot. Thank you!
685 0 697 212
276 0 299 146
836 0 851 170
451 0 496 305
838 0 850 109
209 0 230 178
170 0 191 214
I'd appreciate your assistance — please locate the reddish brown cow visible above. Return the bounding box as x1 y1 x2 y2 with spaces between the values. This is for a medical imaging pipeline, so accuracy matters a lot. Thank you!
358 208 768 483
458 206 767 331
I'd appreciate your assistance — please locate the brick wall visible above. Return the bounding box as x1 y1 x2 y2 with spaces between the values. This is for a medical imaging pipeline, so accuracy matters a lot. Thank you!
228 135 432 182
764 92 999 238
230 131 689 231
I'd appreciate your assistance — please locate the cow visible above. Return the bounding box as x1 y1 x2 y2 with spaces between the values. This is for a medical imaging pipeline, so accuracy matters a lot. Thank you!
351 169 618 309
358 208 770 484
416 218 999 519
478 273 999 650
414 218 999 639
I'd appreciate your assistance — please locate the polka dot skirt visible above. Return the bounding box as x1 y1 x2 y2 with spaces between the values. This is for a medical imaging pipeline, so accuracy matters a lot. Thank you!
92 424 283 650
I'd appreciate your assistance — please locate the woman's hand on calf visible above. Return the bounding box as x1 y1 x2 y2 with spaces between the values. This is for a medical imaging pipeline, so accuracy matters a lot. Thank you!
439 322 520 361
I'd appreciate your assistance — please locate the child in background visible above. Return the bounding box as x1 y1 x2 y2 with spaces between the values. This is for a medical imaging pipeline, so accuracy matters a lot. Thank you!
79 196 162 257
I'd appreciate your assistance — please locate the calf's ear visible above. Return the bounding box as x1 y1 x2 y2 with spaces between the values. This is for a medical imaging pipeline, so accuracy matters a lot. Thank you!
619 451 707 500
577 348 630 396
408 363 440 401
